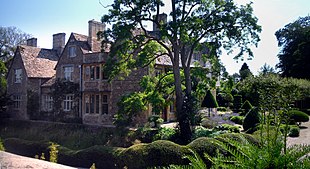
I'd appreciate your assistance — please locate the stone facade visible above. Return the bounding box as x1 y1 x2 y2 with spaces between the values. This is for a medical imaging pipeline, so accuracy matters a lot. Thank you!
6 45 58 119
7 19 211 126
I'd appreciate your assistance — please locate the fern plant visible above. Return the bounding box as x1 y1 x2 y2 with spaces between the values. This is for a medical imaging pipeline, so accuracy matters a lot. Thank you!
204 133 310 169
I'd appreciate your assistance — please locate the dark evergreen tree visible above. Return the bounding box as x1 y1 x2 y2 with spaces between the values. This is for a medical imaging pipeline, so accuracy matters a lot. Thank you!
275 16 310 79
239 63 252 80
202 90 218 117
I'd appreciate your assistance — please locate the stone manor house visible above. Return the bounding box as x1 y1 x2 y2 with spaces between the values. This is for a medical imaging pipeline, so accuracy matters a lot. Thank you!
7 17 210 125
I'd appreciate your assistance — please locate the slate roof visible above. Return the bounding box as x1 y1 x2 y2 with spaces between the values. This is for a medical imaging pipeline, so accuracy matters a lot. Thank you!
18 45 58 78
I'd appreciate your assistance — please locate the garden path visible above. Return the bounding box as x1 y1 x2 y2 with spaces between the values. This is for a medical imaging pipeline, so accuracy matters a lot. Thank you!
287 120 310 147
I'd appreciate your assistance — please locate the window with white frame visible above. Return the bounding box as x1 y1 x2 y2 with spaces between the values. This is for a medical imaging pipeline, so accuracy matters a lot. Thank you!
63 94 74 111
13 95 21 109
68 46 76 57
64 66 73 81
14 69 22 83
44 95 53 111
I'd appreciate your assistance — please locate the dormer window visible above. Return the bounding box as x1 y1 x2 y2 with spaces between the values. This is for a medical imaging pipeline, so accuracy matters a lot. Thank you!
68 46 76 57
14 69 22 83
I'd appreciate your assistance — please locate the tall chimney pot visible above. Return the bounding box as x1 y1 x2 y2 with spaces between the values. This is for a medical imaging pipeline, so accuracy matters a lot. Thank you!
88 20 105 51
26 38 37 47
53 33 66 55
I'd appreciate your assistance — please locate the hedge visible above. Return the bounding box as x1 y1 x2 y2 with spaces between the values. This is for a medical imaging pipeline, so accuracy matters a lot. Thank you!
3 133 260 169
289 110 309 124
4 138 124 169
118 140 190 169
187 137 225 167
229 116 244 125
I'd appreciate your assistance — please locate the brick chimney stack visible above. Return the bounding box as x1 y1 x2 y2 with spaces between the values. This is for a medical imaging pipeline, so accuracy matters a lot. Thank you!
26 38 37 47
53 33 66 55
88 20 105 51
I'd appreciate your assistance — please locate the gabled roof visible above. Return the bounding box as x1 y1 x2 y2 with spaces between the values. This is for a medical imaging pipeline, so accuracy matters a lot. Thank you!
41 75 56 87
71 33 109 53
18 45 58 78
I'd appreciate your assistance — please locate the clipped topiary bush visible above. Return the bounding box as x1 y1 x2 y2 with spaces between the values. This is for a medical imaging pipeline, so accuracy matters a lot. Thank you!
243 108 261 133
240 100 253 115
229 116 245 125
288 126 300 137
187 137 225 167
3 138 49 158
201 117 218 129
289 110 309 124
215 124 240 133
215 133 260 147
3 138 124 169
119 140 189 169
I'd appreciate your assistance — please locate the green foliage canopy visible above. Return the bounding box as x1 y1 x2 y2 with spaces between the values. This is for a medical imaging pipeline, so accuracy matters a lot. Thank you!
275 16 310 79
101 0 261 142
237 74 310 107
0 26 31 61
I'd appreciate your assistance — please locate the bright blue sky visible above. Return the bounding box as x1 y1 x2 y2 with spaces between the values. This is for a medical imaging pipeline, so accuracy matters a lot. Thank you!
0 0 309 75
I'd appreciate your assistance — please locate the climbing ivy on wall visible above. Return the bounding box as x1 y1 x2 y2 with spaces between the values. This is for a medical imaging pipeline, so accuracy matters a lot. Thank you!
51 79 80 117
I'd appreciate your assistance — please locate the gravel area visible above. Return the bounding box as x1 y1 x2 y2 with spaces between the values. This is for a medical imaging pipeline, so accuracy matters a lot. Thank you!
287 120 310 147
0 151 81 169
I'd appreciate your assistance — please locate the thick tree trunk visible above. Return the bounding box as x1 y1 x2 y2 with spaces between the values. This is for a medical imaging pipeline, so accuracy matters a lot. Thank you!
172 55 192 143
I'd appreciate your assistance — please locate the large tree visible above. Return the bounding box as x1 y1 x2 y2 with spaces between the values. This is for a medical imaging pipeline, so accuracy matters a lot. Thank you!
275 16 310 79
0 26 31 61
101 0 261 142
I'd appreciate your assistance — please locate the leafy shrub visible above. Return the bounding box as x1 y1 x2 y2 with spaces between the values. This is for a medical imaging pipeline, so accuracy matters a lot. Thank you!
119 140 189 169
288 127 300 137
289 110 309 124
148 115 164 128
153 127 177 141
0 138 4 151
187 137 225 167
217 107 227 112
215 124 240 133
192 126 225 139
279 124 298 134
134 127 158 143
233 95 242 111
215 133 260 146
229 116 244 125
49 142 59 163
243 108 261 133
200 117 218 129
